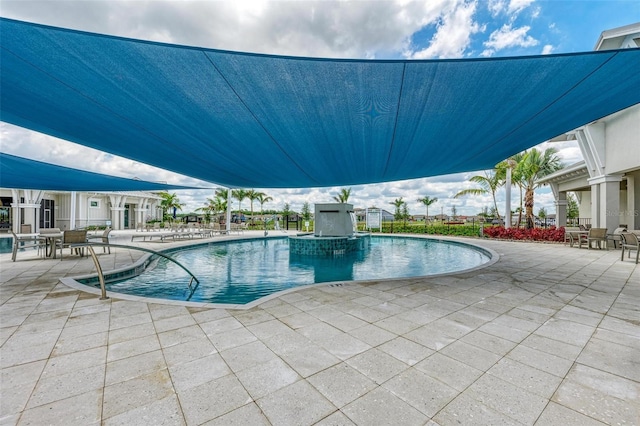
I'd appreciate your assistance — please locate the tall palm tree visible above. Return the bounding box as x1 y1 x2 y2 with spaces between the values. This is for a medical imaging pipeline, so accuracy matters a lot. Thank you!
159 192 184 221
246 189 263 225
232 189 248 216
417 196 438 223
454 171 504 220
333 188 352 203
518 147 563 229
257 193 273 218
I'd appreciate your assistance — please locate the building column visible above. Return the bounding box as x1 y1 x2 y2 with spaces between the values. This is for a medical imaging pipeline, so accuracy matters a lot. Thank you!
626 175 636 229
556 191 567 227
588 174 622 234
70 191 77 230
110 208 125 230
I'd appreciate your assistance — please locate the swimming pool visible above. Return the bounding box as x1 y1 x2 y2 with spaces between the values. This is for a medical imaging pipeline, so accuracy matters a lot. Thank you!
79 236 492 305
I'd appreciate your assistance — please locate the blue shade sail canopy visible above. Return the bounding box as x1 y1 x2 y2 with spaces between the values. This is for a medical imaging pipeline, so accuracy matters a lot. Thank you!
0 153 206 192
1 18 639 189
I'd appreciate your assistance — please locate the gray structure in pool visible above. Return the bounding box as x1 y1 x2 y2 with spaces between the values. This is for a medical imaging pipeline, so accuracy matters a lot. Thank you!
289 203 370 256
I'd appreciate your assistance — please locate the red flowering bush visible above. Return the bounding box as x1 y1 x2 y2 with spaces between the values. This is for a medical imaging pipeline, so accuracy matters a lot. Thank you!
483 226 565 242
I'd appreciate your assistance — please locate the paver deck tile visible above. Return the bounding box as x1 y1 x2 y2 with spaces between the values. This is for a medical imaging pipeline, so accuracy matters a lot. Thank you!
0 232 638 425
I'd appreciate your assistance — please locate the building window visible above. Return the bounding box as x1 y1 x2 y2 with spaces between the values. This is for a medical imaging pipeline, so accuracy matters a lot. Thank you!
90 200 100 208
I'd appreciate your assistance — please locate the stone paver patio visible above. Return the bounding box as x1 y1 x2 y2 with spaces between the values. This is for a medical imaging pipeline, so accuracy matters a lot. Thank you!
1 231 638 425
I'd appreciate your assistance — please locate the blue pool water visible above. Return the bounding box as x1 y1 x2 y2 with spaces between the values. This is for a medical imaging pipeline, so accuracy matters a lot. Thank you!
94 236 491 305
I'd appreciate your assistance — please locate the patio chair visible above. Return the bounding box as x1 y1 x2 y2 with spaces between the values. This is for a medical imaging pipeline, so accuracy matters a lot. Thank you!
86 228 111 253
56 230 88 259
10 230 45 261
620 232 639 264
563 226 581 246
608 227 627 249
579 227 608 249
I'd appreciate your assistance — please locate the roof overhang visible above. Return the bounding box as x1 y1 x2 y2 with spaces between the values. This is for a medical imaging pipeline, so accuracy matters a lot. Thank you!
2 18 640 189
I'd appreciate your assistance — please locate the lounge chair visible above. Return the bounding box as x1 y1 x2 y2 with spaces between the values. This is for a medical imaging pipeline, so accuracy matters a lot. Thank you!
87 227 111 253
10 230 45 261
620 232 639 264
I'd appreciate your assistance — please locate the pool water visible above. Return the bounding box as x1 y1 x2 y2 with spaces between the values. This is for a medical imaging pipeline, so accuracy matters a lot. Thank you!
98 236 491 305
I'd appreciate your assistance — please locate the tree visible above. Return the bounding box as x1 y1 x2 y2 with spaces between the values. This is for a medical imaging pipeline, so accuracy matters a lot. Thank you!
232 189 248 215
390 197 405 221
454 171 503 220
451 205 458 221
333 188 352 203
246 189 263 225
257 193 273 218
538 207 547 219
517 148 563 229
301 202 312 221
282 202 293 218
417 196 438 224
402 202 409 225
195 197 218 223
159 192 184 221
567 193 579 220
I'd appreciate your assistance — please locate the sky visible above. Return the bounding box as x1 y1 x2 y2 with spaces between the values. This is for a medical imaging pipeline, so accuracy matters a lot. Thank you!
1 0 638 217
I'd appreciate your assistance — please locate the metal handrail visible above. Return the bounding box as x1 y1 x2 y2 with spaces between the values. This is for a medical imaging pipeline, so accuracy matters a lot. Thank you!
70 242 200 300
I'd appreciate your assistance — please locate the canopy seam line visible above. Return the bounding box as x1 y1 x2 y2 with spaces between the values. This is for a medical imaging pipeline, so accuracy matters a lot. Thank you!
383 62 407 178
456 51 621 168
202 51 321 186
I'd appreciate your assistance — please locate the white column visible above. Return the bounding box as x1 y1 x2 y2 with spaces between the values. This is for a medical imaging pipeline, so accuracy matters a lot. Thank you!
505 167 512 229
70 191 77 230
588 175 622 234
226 190 232 233
626 176 636 229
556 191 567 227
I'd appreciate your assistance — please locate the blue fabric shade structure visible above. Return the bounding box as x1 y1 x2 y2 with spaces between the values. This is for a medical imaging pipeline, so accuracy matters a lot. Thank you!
1 18 639 189
0 153 204 192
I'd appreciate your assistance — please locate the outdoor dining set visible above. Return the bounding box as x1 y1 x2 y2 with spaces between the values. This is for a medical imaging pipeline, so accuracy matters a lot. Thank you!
10 228 111 262
564 225 640 263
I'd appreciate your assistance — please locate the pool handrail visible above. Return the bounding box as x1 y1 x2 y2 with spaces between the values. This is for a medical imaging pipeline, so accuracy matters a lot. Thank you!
70 242 200 300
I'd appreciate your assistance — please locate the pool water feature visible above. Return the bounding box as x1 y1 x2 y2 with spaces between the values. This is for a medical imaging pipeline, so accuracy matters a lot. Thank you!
78 236 492 305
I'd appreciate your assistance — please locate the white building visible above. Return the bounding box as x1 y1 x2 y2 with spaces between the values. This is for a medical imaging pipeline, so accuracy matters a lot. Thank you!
539 22 640 232
0 189 164 233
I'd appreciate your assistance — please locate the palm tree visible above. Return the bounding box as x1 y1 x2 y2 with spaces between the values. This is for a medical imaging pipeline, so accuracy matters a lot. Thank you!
195 197 217 223
518 147 563 229
246 189 263 225
232 189 248 216
333 188 352 203
159 192 184 221
454 171 504 220
389 197 406 221
257 193 273 221
417 196 438 224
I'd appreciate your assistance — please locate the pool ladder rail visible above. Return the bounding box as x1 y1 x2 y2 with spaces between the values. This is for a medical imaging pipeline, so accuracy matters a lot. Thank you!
70 242 200 301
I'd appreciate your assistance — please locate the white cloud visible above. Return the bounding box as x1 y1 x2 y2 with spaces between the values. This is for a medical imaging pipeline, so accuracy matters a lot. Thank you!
541 44 554 54
507 0 535 16
487 0 535 19
481 24 538 56
409 1 482 59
